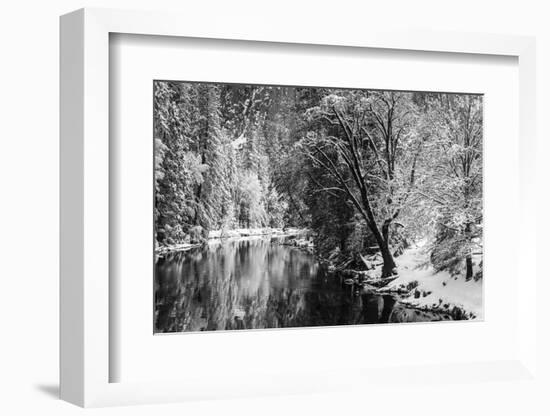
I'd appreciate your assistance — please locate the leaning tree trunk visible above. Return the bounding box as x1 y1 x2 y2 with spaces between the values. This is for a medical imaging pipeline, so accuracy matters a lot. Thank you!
379 218 397 277
365 216 397 278
379 240 397 278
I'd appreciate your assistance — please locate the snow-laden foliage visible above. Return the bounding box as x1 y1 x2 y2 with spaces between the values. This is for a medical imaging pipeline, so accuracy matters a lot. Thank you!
416 94 483 279
154 82 482 280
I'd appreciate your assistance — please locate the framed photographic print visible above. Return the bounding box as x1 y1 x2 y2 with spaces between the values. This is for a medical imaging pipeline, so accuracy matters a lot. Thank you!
152 80 483 334
60 7 538 407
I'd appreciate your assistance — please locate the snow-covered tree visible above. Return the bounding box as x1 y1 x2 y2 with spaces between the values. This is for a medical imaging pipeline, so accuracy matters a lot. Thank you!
299 90 421 277
420 94 483 279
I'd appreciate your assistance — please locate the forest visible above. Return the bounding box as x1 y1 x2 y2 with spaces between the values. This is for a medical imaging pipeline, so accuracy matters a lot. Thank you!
154 81 483 285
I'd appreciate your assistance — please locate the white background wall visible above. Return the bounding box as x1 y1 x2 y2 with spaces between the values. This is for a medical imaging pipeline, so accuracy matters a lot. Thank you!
0 0 548 414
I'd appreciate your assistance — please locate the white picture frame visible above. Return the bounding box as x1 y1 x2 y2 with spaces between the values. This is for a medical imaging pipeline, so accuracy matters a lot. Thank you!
60 7 537 407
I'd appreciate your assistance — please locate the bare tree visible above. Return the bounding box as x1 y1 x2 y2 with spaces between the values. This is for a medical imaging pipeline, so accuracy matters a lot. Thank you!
300 91 420 277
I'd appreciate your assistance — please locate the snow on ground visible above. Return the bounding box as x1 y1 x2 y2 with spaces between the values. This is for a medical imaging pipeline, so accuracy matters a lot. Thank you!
385 243 483 319
207 228 277 239
156 242 201 254
207 227 305 239
157 228 309 253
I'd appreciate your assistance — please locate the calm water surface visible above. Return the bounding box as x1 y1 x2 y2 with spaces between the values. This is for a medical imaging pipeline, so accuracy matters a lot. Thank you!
154 237 451 333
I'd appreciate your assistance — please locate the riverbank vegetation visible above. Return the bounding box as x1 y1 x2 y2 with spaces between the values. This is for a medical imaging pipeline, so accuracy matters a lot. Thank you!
154 82 483 291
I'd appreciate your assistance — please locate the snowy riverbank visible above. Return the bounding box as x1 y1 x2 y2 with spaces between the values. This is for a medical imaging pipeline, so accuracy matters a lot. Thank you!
156 227 309 254
207 227 306 239
378 243 483 319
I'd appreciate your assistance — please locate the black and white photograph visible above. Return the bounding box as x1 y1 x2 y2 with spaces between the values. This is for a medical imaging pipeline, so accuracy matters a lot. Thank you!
5 0 548 412
153 81 483 333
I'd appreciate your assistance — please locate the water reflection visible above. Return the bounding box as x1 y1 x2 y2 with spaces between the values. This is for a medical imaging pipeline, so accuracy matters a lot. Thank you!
154 238 451 333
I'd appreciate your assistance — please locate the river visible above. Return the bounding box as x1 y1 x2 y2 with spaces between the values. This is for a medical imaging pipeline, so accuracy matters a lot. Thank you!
154 236 453 333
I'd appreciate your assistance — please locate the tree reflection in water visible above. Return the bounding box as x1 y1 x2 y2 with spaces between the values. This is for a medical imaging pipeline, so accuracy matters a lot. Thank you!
154 238 451 333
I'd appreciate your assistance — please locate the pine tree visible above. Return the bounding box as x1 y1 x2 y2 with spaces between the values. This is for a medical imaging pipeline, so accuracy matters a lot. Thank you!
194 84 229 232
154 81 204 245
